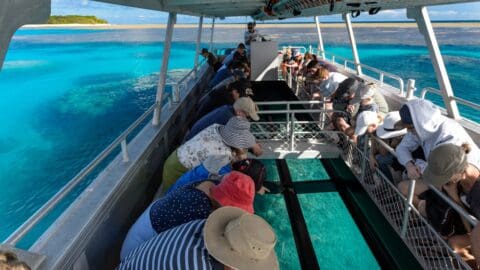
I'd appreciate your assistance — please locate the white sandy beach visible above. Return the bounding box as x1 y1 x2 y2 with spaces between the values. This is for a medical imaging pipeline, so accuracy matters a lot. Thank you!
23 22 480 29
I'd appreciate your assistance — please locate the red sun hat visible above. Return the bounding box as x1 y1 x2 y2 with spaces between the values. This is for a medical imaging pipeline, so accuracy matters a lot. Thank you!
210 171 255 214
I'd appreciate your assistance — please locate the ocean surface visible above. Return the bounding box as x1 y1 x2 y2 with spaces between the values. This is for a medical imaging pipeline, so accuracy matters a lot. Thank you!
0 27 479 247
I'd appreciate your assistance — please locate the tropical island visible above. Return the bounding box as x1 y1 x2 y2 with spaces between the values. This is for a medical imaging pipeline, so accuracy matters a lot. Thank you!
47 15 108 24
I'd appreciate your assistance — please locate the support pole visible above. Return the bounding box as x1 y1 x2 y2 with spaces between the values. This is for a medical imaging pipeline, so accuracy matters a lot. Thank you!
209 18 216 52
342 13 362 75
314 16 325 60
152 13 176 126
194 16 203 77
407 7 460 119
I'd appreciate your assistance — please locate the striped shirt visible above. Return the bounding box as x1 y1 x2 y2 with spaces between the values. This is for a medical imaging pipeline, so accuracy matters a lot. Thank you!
118 219 223 270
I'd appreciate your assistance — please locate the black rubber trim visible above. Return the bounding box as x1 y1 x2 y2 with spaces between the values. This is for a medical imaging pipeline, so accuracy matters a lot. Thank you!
276 159 320 270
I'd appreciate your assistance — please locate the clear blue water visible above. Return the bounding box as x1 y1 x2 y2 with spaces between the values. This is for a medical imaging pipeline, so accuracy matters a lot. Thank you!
256 159 379 269
0 28 479 245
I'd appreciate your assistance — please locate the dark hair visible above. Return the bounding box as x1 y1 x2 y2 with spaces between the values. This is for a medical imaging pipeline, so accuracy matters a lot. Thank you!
237 43 246 49
232 159 266 191
306 60 319 69
201 48 208 54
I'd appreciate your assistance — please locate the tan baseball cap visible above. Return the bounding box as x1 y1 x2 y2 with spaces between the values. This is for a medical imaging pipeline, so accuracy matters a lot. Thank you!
234 97 260 121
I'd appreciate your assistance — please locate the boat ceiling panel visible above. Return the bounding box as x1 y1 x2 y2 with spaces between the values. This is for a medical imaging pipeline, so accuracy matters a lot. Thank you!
94 0 476 19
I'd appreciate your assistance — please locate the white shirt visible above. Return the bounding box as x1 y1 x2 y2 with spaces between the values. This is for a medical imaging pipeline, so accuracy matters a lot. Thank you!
177 124 233 169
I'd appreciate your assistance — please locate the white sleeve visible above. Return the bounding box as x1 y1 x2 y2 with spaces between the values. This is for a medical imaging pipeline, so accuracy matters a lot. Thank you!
396 133 421 166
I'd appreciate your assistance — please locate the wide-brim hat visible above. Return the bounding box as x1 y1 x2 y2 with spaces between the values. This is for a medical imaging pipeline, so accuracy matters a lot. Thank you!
210 171 255 214
219 117 256 149
422 143 468 187
204 207 279 270
376 111 408 139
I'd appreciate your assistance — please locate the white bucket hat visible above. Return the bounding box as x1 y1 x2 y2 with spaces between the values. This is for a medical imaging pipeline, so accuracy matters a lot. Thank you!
204 206 279 270
376 111 407 139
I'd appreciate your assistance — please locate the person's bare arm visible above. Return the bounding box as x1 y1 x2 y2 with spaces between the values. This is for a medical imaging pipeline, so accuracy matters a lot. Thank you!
472 224 480 269
250 143 263 156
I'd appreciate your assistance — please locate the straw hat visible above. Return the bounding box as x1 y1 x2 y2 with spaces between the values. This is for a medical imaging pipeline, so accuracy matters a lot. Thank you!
204 207 279 270
376 111 407 139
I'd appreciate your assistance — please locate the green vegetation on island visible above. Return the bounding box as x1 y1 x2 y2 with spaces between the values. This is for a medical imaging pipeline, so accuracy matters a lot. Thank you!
47 15 108 24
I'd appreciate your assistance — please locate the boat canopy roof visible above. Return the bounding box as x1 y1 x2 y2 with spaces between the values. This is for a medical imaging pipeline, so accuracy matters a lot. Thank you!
96 0 474 20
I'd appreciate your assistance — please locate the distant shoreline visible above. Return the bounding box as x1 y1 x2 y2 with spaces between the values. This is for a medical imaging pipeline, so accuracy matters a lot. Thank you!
23 22 480 29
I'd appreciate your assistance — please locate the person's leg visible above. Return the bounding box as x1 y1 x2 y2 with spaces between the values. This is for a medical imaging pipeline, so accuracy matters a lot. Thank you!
448 234 476 267
397 180 429 206
120 205 157 260
161 150 188 194
376 153 395 182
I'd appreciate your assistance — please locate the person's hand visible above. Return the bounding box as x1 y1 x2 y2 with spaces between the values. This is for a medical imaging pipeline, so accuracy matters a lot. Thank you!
369 155 378 170
406 161 421 179
251 144 263 156
346 104 355 113
257 186 270 195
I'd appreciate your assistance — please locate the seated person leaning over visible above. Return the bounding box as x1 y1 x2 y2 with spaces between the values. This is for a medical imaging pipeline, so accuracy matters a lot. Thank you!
119 206 279 270
209 60 249 89
370 111 408 183
396 99 479 207
201 48 222 72
335 83 379 141
196 78 253 120
120 172 256 260
184 97 259 142
167 157 268 195
162 116 262 193
422 143 480 269
308 66 348 102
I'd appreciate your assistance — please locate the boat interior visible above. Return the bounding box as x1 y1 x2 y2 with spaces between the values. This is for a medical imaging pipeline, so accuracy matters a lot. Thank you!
0 0 479 270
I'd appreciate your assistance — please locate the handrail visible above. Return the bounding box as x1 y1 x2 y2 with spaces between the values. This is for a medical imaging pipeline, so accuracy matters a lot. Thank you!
320 50 405 94
256 100 325 105
371 136 479 227
281 46 307 54
4 64 205 246
421 87 480 112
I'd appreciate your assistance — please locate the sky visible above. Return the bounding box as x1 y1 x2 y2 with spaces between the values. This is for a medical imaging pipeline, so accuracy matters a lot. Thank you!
52 0 480 24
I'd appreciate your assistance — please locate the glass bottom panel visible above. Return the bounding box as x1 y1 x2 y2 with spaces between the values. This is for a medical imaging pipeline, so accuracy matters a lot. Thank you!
298 192 380 270
254 193 301 270
286 159 329 182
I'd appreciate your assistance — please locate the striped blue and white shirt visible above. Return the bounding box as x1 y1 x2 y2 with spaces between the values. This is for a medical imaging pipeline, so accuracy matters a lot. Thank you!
118 219 223 270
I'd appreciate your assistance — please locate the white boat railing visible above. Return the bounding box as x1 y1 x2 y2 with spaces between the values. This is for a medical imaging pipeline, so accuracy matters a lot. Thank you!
421 87 480 113
320 50 405 94
3 63 206 247
252 102 474 269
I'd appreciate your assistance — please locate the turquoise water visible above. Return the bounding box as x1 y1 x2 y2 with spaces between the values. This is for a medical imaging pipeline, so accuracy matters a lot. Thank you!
0 28 479 245
0 29 196 243
256 159 379 269
298 192 380 270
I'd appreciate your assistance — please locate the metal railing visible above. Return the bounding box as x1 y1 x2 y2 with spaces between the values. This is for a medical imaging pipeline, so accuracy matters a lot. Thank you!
421 87 480 113
279 47 405 96
281 46 308 54
4 64 206 246
320 50 405 94
251 103 474 269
